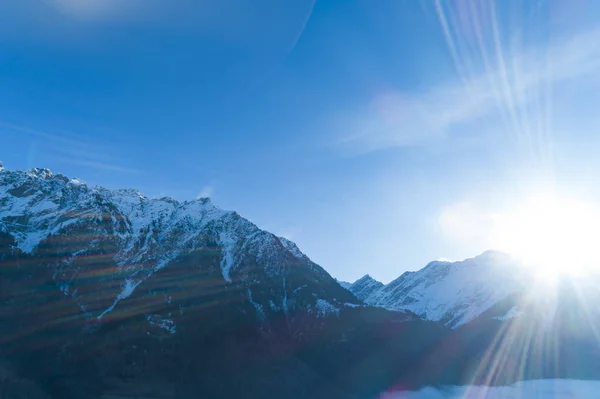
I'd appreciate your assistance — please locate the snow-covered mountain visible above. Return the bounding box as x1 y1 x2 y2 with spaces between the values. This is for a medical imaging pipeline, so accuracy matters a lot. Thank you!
4 163 594 334
339 253 600 388
0 164 358 327
344 274 383 301
0 164 445 399
344 251 531 328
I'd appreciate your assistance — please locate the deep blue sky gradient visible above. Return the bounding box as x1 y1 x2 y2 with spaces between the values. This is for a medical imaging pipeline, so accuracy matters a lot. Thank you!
2 1 600 282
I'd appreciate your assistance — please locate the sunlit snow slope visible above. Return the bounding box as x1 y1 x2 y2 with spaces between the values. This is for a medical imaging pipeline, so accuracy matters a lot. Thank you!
345 252 530 328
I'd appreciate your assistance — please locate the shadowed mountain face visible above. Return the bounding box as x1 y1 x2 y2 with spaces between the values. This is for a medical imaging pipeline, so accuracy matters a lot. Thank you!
0 166 442 398
0 227 444 399
2 165 600 398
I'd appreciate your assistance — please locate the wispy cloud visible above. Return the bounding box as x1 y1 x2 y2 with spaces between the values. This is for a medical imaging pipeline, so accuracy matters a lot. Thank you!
436 200 498 251
47 0 154 21
1 121 139 174
437 194 600 268
0 121 95 149
59 159 140 174
196 185 214 199
335 3 600 154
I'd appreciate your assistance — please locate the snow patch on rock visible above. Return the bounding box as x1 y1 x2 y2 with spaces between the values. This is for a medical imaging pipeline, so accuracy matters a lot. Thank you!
219 231 236 282
279 236 306 259
98 278 142 319
382 379 600 399
315 299 339 317
247 288 266 320
494 307 525 321
146 315 176 334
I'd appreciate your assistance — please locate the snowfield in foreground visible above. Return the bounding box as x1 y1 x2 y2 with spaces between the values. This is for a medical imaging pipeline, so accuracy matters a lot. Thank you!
383 379 600 398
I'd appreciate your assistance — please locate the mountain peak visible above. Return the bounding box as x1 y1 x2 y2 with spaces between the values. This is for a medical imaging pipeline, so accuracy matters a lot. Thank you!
361 251 527 328
346 274 384 301
0 164 357 322
354 274 376 284
30 167 53 178
193 196 212 205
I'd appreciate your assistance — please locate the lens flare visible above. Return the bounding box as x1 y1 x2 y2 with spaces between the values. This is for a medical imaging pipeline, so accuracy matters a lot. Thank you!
493 194 600 280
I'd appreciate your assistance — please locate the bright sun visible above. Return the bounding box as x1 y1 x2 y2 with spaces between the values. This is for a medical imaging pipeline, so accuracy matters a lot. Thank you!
493 194 600 279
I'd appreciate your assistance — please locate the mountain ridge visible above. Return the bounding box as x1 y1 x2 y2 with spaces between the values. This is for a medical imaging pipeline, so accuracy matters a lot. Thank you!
0 164 359 325
343 250 533 327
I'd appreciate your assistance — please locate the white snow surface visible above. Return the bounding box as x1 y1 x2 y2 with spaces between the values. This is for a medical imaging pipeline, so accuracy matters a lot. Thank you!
381 379 600 398
98 278 142 319
219 231 236 282
346 274 384 301
146 315 176 334
494 307 524 321
361 252 530 328
279 236 307 260
247 288 266 321
314 299 340 317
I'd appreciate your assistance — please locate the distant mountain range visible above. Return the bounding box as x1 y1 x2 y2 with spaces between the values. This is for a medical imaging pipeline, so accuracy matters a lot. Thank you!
2 163 600 399
341 251 530 328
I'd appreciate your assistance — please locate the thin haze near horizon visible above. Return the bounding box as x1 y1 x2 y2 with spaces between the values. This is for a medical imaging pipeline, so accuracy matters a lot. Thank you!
1 1 600 283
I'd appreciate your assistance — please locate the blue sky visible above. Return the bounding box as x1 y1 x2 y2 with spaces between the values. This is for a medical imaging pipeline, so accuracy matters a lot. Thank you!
2 1 600 282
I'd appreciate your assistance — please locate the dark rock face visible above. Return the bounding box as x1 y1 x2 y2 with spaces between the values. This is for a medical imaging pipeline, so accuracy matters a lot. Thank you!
0 230 444 398
0 359 49 399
